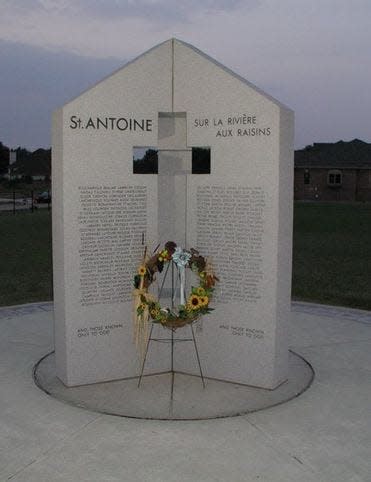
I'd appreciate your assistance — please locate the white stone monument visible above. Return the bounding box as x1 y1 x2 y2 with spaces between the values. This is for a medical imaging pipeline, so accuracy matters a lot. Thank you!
52 38 294 388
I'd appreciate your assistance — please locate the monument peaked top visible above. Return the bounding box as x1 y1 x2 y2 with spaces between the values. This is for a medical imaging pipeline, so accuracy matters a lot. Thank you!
62 38 292 112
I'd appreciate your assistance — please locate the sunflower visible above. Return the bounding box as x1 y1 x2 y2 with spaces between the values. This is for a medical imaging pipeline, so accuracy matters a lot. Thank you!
150 308 160 319
137 265 147 276
188 294 201 310
137 303 147 315
196 287 206 296
199 296 209 307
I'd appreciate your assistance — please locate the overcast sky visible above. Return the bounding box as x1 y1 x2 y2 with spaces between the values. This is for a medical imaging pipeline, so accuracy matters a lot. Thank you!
1 0 370 150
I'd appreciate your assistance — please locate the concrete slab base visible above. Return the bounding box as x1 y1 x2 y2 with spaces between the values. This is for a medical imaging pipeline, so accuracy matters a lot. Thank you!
33 350 313 420
1 302 371 481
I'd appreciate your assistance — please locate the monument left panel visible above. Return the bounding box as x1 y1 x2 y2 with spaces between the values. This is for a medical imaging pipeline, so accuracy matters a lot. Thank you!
52 41 173 386
52 108 67 382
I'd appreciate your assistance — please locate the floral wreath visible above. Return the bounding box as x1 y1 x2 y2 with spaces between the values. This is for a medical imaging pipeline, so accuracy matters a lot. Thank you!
133 241 218 341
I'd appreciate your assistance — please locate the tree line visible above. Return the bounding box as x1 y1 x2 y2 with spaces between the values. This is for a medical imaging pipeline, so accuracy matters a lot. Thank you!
0 142 51 178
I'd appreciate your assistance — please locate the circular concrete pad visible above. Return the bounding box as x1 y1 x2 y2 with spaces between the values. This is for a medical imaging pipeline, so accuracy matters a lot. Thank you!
34 350 313 420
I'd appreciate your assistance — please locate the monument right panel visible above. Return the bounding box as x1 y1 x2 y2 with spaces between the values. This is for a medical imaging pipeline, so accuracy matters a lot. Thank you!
173 40 294 389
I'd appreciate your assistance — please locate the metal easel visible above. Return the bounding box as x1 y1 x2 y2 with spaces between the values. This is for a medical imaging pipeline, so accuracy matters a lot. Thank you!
137 261 205 400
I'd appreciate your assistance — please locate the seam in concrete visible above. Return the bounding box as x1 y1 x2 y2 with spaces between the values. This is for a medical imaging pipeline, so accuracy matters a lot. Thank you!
171 38 174 112
292 338 371 350
0 302 53 320
6 416 101 481
32 349 315 421
237 416 319 479
292 301 371 325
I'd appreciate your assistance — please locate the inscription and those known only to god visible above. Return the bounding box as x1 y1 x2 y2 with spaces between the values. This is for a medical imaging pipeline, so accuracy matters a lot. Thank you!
78 185 147 306
197 186 265 303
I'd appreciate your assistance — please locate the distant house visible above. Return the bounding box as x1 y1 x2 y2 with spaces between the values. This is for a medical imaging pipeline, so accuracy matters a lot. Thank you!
294 139 371 202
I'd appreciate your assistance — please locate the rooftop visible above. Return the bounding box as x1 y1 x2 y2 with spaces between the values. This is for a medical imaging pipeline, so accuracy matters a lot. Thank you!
295 139 371 169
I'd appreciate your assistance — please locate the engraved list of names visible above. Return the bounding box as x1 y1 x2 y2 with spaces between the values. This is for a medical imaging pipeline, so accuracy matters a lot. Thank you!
197 186 265 303
78 185 147 306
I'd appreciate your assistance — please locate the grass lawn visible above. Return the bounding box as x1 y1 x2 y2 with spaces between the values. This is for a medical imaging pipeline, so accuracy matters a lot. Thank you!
0 180 51 194
292 202 371 310
0 202 370 310
0 210 52 306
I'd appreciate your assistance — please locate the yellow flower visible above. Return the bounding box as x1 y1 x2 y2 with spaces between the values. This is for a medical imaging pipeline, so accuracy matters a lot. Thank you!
188 294 201 310
196 287 206 296
199 271 206 279
150 308 160 319
158 249 169 262
199 296 209 307
138 265 146 276
137 302 147 315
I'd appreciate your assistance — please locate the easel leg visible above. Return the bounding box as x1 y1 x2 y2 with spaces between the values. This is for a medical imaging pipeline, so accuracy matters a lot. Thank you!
170 264 175 401
191 324 206 388
158 262 171 299
138 323 154 388
170 328 175 401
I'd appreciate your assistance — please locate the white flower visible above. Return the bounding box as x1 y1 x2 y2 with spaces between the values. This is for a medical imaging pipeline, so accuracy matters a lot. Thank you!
172 247 191 268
